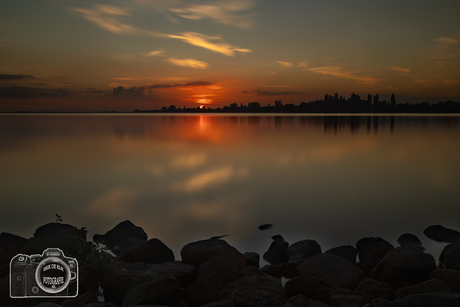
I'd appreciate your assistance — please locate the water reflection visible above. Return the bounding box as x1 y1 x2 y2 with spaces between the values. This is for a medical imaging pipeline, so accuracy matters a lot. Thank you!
1 114 460 259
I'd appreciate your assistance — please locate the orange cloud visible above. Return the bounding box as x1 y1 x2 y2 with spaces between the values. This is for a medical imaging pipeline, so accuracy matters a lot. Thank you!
276 61 293 68
308 66 381 84
434 37 458 44
167 32 251 56
166 58 209 69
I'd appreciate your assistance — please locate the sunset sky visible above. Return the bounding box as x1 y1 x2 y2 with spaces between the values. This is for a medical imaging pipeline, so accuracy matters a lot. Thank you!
1 0 460 111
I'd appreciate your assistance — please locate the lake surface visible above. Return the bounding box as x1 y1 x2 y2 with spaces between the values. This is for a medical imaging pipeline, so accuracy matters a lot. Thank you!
1 114 460 259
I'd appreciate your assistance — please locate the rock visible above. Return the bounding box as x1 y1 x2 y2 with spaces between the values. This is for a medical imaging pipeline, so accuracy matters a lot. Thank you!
93 220 147 254
261 264 283 278
181 239 246 269
78 264 100 294
22 234 92 263
370 298 392 307
263 238 289 265
387 293 460 307
187 256 243 306
0 232 27 251
284 275 329 302
34 222 87 240
352 278 394 302
371 249 436 284
243 252 260 267
218 275 286 307
431 268 460 292
262 260 303 279
286 240 322 262
298 253 365 289
242 266 268 277
61 289 98 307
424 225 460 243
356 237 394 274
279 294 322 307
325 246 357 264
121 276 180 307
440 241 460 270
397 234 424 251
202 299 235 307
328 287 351 297
101 260 197 304
396 278 451 298
120 238 174 264
34 303 62 307
329 295 367 307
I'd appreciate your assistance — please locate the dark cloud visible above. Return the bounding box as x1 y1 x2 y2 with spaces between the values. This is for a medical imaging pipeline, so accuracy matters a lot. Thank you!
111 82 216 96
0 86 75 98
80 88 110 94
254 90 305 96
0 74 37 81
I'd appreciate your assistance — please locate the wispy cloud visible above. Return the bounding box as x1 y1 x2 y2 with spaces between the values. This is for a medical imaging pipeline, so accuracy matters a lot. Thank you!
276 61 293 68
73 5 251 56
298 62 309 69
390 66 411 74
0 74 38 81
307 66 381 84
166 57 209 69
434 36 458 44
167 32 251 56
145 49 165 56
0 86 75 98
253 89 304 96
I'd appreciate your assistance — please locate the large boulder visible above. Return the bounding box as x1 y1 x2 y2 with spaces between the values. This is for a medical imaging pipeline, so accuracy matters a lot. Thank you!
424 225 460 243
397 234 424 251
325 245 357 264
34 223 87 240
284 274 329 302
431 268 460 292
121 276 180 307
356 237 394 274
395 279 451 298
286 240 322 262
371 249 436 284
218 274 286 307
352 277 394 302
120 238 174 264
387 293 460 307
187 255 244 306
181 239 246 269
329 295 367 307
93 220 147 255
440 241 460 270
243 252 260 267
0 232 27 251
297 253 365 289
263 238 289 265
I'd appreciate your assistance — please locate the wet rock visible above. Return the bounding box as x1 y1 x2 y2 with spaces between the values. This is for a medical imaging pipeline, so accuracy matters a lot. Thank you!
371 249 436 284
424 225 460 243
263 237 289 265
286 240 322 262
356 237 394 274
431 268 460 292
0 232 27 251
34 222 87 240
121 276 180 307
243 252 259 267
218 275 286 307
298 253 365 289
397 233 424 251
181 239 246 269
93 220 147 255
120 238 174 264
387 293 460 307
440 241 460 270
22 234 92 263
352 278 394 301
395 278 451 298
329 294 367 307
187 256 243 306
325 245 357 264
284 275 329 302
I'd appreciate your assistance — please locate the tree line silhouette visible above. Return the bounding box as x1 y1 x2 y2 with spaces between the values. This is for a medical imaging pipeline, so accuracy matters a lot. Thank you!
135 93 460 113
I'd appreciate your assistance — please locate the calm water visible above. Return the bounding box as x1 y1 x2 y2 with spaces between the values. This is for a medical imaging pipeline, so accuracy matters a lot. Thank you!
1 114 460 259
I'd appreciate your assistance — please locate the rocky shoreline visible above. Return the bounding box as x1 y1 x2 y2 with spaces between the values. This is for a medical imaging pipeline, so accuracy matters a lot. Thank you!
2 221 460 307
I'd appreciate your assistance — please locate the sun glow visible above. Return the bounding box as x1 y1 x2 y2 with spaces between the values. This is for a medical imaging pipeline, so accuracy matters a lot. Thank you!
197 98 212 105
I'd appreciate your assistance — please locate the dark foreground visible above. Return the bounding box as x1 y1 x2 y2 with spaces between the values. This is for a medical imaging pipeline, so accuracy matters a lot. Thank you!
2 221 460 307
